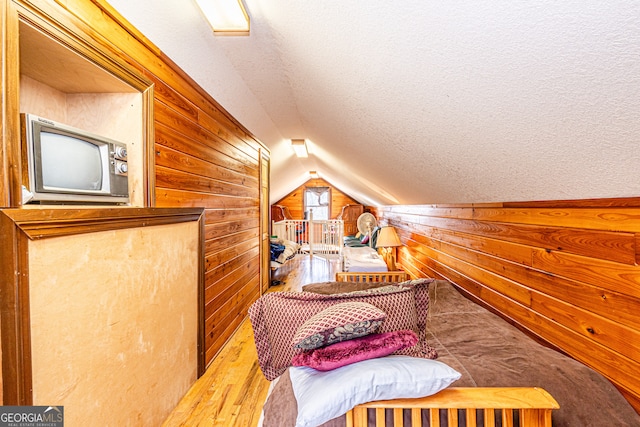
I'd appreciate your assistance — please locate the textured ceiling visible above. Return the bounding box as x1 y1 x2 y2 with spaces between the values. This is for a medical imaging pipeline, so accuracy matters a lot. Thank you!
107 0 640 206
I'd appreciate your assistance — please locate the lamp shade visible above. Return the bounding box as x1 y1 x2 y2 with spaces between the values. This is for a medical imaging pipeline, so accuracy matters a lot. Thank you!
376 226 402 247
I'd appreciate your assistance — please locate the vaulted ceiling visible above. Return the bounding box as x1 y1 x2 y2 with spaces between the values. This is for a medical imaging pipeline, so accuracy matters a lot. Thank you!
108 0 640 206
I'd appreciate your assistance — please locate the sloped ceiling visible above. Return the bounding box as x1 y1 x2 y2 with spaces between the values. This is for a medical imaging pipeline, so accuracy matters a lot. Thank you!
107 0 640 206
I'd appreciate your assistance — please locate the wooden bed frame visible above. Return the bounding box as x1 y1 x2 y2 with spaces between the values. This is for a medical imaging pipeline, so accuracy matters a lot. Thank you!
336 272 560 427
335 271 409 283
346 387 559 427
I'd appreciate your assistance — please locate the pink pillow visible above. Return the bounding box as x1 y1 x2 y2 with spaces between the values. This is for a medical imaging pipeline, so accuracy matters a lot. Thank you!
291 329 418 371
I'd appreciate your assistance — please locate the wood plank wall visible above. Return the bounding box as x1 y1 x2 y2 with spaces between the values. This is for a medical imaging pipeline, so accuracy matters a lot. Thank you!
54 0 267 366
274 178 360 219
375 198 640 413
153 88 262 364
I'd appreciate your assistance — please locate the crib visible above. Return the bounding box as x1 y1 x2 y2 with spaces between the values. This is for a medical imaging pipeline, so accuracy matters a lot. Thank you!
272 218 343 258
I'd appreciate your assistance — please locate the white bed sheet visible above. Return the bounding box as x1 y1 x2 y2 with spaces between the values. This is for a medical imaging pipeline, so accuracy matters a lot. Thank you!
342 246 388 272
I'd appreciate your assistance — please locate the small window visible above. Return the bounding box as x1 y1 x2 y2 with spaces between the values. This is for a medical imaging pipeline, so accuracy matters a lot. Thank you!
304 187 330 220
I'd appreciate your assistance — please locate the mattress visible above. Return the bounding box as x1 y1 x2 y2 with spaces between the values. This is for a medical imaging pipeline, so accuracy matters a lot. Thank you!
341 246 387 272
259 280 640 427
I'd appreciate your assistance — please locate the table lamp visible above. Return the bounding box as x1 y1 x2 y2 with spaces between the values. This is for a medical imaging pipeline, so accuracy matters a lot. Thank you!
376 226 402 271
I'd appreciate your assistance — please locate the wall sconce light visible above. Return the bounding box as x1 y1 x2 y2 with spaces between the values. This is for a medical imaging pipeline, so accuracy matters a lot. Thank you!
309 171 319 179
376 226 402 271
291 139 308 158
194 0 250 35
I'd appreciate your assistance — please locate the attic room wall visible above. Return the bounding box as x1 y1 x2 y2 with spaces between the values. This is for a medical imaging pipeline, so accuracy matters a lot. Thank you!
25 0 268 366
274 178 360 219
151 73 263 364
375 198 640 413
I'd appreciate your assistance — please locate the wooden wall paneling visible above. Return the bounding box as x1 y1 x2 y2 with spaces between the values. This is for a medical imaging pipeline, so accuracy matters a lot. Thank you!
205 207 259 223
155 140 257 188
1 0 21 207
399 226 640 330
417 233 640 361
205 251 260 315
426 230 640 332
204 219 260 242
41 0 266 368
260 151 270 293
276 187 304 220
203 245 259 284
154 101 258 174
399 232 640 402
204 273 260 361
377 202 640 413
503 197 640 209
1 0 267 404
205 276 261 362
155 166 259 199
385 209 637 265
205 229 259 255
156 189 259 209
274 178 361 220
531 250 640 298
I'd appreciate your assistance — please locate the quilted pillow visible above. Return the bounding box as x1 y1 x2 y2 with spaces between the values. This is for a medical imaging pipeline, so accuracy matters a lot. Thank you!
292 302 386 350
248 278 437 381
292 329 418 371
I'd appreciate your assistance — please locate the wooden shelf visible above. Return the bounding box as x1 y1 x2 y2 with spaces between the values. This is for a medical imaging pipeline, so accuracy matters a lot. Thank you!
20 21 135 94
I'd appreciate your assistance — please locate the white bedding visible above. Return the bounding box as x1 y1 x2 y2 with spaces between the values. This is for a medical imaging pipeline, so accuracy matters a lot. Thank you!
341 246 388 272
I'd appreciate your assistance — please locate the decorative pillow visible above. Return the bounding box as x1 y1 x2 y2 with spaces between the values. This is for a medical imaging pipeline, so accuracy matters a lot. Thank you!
248 278 436 380
292 329 418 371
290 355 461 427
292 302 385 351
360 234 370 244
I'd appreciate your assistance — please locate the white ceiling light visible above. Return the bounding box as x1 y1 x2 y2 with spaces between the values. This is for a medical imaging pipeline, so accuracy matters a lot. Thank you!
309 171 319 178
291 139 308 158
194 0 250 35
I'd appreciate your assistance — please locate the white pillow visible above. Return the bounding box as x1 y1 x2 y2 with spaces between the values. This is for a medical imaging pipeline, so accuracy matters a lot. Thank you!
290 355 461 427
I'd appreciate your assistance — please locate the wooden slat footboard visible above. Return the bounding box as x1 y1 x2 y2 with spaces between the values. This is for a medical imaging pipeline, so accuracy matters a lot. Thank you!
335 271 409 283
345 387 559 427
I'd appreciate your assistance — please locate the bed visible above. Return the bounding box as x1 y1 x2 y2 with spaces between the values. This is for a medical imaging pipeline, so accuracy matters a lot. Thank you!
341 246 388 273
251 277 640 427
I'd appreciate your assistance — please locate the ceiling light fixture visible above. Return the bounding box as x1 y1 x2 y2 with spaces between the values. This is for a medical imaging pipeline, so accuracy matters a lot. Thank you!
194 0 250 36
291 139 308 158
